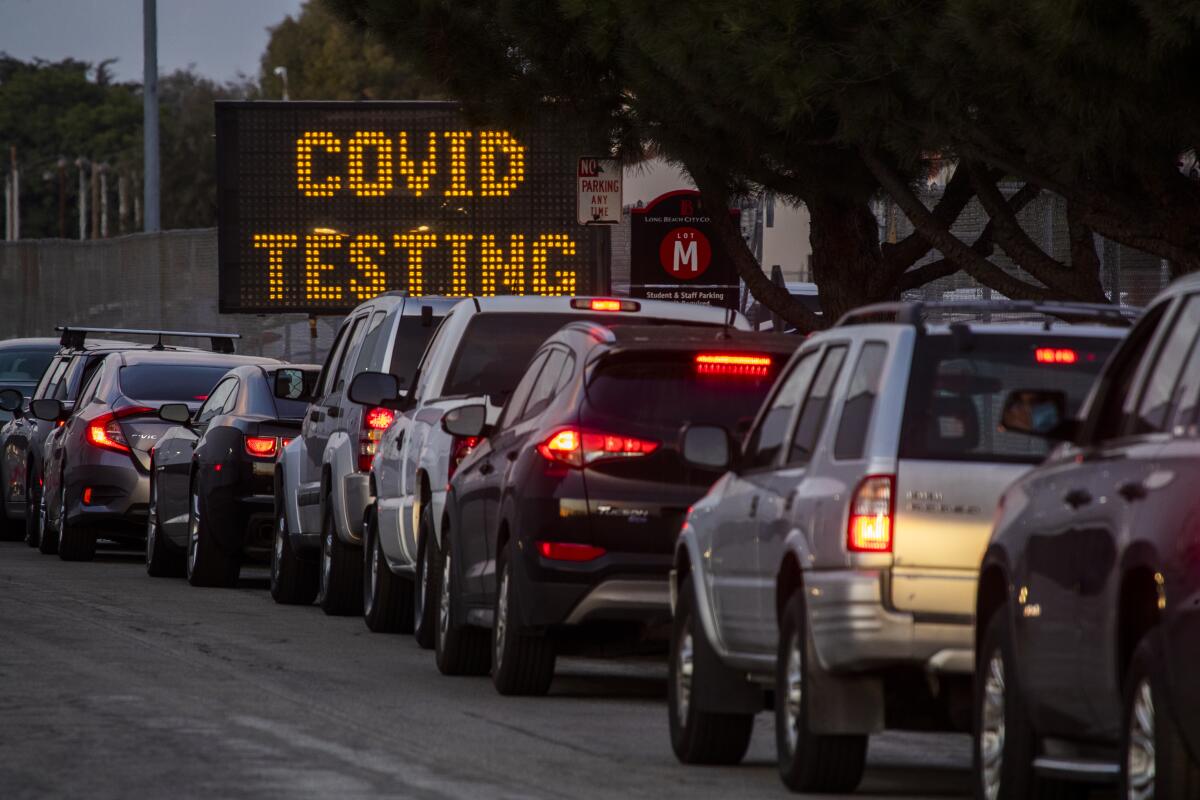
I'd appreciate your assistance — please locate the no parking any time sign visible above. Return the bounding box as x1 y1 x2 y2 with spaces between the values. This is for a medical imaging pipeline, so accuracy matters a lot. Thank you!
577 158 622 225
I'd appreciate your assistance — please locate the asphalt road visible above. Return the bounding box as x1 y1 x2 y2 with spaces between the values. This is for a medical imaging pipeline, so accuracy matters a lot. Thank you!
0 541 973 799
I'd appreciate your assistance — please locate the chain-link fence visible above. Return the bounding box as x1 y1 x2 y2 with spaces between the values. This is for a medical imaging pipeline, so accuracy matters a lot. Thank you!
0 229 342 362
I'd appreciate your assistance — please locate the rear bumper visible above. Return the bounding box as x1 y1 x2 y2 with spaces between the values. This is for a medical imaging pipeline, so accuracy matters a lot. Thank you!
806 569 974 675
67 456 150 536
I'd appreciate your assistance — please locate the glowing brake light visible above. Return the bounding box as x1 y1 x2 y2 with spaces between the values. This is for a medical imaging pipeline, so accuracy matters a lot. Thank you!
570 297 640 313
448 435 481 480
695 353 772 378
244 436 278 458
536 427 658 468
1035 347 1078 365
85 406 154 455
359 406 396 471
537 541 606 562
847 475 894 553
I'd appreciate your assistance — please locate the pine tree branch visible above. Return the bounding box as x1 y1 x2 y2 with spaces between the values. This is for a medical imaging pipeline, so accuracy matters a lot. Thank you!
882 163 974 279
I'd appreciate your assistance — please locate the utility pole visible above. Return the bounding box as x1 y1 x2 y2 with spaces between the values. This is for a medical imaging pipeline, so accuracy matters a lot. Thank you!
91 161 100 239
99 164 109 238
274 66 289 100
8 146 18 241
76 157 88 240
58 158 67 239
143 0 160 233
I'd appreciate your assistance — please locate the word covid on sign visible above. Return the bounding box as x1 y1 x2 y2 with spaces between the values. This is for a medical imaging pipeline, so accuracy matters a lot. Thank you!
216 102 607 313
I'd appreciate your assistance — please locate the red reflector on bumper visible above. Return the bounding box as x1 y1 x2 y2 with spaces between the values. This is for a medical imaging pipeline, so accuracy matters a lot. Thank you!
537 541 606 562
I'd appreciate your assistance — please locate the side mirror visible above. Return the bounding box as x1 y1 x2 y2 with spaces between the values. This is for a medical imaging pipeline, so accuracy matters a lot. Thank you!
348 371 400 408
274 368 317 402
442 404 487 438
0 388 23 413
30 398 64 422
159 403 192 425
682 424 736 471
1000 389 1070 439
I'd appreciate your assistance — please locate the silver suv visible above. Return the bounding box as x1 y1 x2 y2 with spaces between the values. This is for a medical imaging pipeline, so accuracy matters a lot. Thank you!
667 300 1132 793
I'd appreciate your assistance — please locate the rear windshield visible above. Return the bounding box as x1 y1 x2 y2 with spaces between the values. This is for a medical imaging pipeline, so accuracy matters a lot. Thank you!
389 315 443 385
119 364 236 403
900 333 1117 463
443 313 716 400
586 351 784 433
0 348 55 384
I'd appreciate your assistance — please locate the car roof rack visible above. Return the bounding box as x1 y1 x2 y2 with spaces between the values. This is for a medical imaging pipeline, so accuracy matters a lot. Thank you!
834 301 1139 331
56 326 241 353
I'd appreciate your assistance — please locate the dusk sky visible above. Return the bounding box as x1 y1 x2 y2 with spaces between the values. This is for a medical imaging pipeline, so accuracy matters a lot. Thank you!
0 0 304 83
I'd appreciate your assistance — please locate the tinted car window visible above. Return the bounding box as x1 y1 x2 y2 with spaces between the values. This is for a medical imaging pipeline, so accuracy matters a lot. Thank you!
197 378 237 424
389 315 443 389
352 311 388 376
902 334 1116 463
1091 305 1166 441
1133 295 1200 435
834 342 888 460
742 351 819 470
787 345 847 465
524 349 568 420
119 365 235 403
498 351 550 429
586 351 782 431
35 357 67 399
0 348 54 383
333 316 369 392
318 322 351 398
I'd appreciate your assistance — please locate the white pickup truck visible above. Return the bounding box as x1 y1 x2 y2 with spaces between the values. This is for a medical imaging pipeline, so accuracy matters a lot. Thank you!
352 296 750 646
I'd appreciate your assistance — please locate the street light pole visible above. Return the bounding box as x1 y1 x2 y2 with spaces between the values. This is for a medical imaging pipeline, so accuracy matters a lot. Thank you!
143 0 160 233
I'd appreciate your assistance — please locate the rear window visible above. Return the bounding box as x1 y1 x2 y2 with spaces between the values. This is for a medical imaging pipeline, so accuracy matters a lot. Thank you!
0 348 55 384
585 351 784 432
900 333 1117 463
119 364 236 403
390 316 443 386
443 313 709 400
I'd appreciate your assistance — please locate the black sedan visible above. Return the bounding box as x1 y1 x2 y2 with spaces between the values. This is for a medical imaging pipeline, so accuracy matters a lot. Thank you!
435 324 796 695
0 337 58 537
148 363 318 586
35 350 276 561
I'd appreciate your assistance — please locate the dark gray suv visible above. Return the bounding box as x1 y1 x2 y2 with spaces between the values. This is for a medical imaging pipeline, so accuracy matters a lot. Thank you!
978 275 1200 798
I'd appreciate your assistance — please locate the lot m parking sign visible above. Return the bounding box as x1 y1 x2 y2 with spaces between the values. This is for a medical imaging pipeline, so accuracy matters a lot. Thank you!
215 101 609 314
630 191 739 309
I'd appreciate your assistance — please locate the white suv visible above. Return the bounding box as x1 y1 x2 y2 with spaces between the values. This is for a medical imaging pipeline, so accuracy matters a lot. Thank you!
271 293 457 613
350 296 749 647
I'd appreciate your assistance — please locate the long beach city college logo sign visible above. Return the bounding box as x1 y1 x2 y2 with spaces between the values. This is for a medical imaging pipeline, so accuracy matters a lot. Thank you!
658 227 712 281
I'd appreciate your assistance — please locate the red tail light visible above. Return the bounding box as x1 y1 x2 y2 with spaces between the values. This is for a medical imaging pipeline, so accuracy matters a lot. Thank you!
359 406 396 471
244 436 278 458
847 475 894 553
537 541 606 562
85 406 154 455
695 353 772 378
570 297 640 312
448 435 481 480
535 427 658 468
1035 347 1078 365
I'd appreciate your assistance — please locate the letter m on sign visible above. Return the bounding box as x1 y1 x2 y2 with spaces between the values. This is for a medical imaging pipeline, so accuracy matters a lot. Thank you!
673 240 698 273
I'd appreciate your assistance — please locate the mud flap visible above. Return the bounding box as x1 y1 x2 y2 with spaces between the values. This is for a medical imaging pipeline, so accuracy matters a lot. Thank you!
692 626 767 715
805 625 885 735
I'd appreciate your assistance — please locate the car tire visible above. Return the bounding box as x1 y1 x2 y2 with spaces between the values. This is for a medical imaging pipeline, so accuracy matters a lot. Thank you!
186 479 240 587
974 609 1086 800
36 483 57 555
270 504 317 605
491 543 555 696
776 588 867 792
412 504 441 649
668 573 754 765
362 504 413 633
316 502 363 616
24 466 41 548
435 528 490 676
57 473 95 562
145 468 184 578
1120 630 1200 798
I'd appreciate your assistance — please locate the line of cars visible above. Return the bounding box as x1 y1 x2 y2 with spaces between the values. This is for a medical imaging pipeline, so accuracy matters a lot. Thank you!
5 283 1200 797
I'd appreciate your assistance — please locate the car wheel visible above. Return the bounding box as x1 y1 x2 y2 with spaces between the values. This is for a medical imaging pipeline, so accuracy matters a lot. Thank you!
36 480 57 555
776 588 867 792
667 573 754 765
185 478 240 587
491 542 555 696
57 471 96 562
270 503 317 605
145 467 184 577
1121 630 1200 799
412 504 440 649
974 609 1085 800
315 501 363 616
24 466 41 548
435 528 490 676
362 504 413 633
